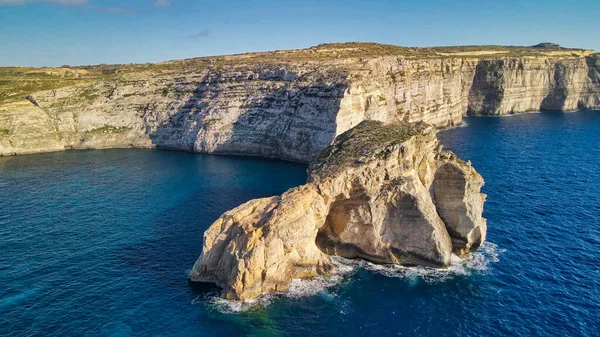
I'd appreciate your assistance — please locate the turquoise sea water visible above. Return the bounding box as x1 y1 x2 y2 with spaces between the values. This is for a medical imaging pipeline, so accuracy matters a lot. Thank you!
1 111 599 336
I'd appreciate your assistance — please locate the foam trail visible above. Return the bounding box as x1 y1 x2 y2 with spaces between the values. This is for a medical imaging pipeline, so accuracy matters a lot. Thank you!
337 242 502 282
205 242 501 313
0 289 39 310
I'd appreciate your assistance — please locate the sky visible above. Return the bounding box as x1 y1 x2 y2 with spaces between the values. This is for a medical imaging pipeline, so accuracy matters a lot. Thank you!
0 0 598 67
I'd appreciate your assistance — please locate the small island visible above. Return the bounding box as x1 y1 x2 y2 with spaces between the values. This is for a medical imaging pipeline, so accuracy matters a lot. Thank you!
189 121 487 300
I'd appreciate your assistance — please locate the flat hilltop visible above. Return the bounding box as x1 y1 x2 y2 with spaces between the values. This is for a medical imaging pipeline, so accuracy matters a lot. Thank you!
0 42 595 105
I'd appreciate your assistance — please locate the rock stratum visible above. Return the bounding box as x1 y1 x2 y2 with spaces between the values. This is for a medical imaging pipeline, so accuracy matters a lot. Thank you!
1 42 599 161
189 121 486 300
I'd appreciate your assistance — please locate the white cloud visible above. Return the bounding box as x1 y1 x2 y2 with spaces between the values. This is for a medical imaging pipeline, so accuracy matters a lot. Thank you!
153 0 169 8
0 0 88 5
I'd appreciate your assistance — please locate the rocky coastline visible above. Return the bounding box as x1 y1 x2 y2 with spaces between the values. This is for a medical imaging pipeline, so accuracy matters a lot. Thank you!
2 42 596 300
1 43 599 161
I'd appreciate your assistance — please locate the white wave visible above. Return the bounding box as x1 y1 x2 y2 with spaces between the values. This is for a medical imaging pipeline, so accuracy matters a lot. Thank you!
208 295 274 313
204 242 502 313
478 111 542 118
335 241 502 283
284 257 355 299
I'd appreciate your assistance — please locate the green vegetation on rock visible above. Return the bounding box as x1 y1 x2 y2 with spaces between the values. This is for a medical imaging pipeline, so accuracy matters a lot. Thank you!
309 120 430 179
0 67 101 104
1 42 594 106
88 125 132 134
76 86 100 101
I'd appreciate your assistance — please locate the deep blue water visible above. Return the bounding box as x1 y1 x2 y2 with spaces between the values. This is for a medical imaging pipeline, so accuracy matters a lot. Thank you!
1 111 599 336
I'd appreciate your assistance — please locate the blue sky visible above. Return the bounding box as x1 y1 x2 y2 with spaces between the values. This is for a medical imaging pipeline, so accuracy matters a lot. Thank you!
1 0 598 67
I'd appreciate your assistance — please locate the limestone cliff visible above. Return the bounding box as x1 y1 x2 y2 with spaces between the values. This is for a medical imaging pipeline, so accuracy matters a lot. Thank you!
1 43 599 161
189 121 486 300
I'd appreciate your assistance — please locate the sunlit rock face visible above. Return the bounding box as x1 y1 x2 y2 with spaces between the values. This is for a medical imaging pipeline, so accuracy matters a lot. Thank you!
189 121 487 300
2 47 599 160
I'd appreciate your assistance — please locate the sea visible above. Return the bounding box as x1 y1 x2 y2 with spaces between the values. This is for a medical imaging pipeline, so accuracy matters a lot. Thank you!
1 110 598 336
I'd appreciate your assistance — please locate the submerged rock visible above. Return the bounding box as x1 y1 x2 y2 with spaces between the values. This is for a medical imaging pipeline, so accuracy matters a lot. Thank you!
189 121 487 300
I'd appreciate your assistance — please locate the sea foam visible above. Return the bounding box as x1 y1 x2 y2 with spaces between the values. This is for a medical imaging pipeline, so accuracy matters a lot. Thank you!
207 242 502 313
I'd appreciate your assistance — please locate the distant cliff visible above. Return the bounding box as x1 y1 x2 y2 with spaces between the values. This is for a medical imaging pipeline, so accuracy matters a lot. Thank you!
1 43 598 161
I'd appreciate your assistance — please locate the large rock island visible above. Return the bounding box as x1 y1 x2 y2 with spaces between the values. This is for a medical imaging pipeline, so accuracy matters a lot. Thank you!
189 121 486 300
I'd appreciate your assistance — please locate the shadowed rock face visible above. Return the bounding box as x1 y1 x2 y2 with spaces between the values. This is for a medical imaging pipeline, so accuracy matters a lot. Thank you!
189 121 487 300
431 162 486 254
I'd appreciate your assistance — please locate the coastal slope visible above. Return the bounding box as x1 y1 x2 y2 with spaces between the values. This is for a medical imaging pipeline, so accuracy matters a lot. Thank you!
1 43 599 161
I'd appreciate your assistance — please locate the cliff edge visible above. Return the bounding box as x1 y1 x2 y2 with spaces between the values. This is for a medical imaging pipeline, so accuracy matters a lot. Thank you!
1 43 599 161
189 121 486 300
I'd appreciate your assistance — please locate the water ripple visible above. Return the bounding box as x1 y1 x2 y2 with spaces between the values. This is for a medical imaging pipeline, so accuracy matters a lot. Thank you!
1 111 600 336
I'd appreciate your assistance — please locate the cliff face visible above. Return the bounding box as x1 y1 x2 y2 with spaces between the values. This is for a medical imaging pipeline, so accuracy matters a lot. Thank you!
0 64 350 162
1 44 599 161
189 121 487 300
468 56 600 114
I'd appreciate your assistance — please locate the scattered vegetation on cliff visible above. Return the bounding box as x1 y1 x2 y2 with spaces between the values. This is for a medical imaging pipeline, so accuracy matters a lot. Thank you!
257 42 593 61
88 125 132 134
0 128 9 136
1 42 595 105
0 63 202 105
309 120 430 180
531 42 564 49
0 67 91 104
0 66 129 105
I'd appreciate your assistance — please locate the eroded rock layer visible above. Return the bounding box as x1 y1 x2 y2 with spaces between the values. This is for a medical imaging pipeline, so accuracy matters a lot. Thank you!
189 121 486 300
1 44 599 161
